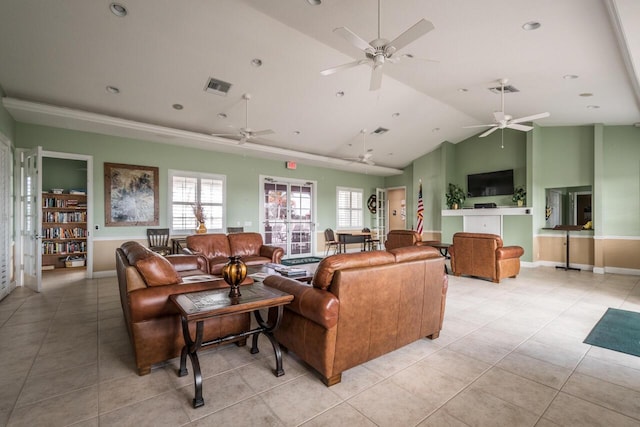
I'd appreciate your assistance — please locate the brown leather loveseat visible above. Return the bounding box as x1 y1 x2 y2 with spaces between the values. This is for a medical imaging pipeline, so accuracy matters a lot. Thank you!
184 232 284 274
449 232 524 283
116 241 251 375
263 246 448 386
384 229 439 250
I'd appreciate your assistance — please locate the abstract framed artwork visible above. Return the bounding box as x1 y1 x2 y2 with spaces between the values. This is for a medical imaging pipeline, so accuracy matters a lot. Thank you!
104 162 159 226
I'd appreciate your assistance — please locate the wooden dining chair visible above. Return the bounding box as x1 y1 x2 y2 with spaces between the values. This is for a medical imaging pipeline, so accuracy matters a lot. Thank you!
147 228 172 256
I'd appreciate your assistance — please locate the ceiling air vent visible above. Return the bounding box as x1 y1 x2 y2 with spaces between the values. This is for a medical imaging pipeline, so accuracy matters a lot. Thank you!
204 77 232 96
372 127 389 135
489 85 519 94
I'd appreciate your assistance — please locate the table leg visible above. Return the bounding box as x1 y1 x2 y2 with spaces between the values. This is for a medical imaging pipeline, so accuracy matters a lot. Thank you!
178 317 205 408
556 230 580 271
251 306 286 377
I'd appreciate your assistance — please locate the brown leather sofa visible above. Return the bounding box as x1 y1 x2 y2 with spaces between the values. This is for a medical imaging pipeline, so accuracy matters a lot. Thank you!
116 241 251 375
449 232 524 283
184 232 284 274
263 246 448 386
384 229 439 250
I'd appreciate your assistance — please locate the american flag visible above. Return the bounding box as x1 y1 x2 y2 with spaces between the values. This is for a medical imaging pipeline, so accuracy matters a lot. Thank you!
416 182 424 235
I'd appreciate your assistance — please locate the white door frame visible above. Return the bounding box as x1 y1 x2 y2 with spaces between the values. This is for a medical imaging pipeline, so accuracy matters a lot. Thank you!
259 175 318 257
16 149 94 289
0 132 15 300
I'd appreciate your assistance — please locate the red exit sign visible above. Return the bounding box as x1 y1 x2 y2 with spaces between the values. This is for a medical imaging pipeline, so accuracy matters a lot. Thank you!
285 161 297 170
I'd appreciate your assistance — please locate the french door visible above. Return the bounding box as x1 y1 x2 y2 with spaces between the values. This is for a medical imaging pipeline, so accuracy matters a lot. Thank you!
261 177 316 258
22 147 43 292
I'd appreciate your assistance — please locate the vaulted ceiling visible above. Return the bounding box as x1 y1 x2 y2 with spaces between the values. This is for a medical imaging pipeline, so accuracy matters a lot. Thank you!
1 0 638 176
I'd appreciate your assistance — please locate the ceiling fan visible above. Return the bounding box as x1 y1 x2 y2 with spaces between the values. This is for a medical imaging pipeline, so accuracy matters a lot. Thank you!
464 78 550 138
212 93 274 143
320 0 435 91
344 129 375 165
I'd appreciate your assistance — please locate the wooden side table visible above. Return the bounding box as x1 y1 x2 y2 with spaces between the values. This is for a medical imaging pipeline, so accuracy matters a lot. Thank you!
170 283 293 408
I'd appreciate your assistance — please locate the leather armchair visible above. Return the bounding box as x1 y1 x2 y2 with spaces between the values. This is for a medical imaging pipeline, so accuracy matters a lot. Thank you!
449 232 524 283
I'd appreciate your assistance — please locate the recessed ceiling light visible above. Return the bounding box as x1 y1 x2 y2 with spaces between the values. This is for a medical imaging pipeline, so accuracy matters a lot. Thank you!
579 93 593 97
586 105 600 109
109 3 127 17
217 113 227 119
457 88 469 93
172 104 183 110
391 112 400 118
336 91 345 97
522 21 541 31
563 74 579 80
307 0 321 5
106 85 120 94
293 130 301 135
432 127 440 132
251 58 263 67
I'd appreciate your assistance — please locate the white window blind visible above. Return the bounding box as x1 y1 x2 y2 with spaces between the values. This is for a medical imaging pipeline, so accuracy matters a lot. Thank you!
169 171 225 234
337 187 363 229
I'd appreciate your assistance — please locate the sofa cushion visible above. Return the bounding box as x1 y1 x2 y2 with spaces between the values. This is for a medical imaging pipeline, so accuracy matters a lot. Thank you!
313 251 395 290
228 232 264 257
186 234 231 258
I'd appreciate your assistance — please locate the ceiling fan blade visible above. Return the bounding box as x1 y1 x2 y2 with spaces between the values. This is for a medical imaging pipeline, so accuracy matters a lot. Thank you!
479 127 500 138
493 111 506 122
507 123 534 132
320 59 370 76
211 133 240 136
370 64 383 91
365 159 376 166
250 129 275 137
387 19 434 53
510 112 550 124
333 27 375 54
463 124 496 129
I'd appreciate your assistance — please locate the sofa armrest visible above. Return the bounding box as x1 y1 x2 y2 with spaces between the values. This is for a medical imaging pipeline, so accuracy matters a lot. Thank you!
260 245 285 263
165 254 207 272
264 275 338 329
496 245 524 260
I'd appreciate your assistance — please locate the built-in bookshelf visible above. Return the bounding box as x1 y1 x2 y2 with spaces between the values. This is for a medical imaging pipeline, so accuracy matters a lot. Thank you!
42 192 87 269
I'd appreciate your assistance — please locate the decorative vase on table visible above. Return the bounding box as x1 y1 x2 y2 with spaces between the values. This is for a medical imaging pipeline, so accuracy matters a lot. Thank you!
196 222 207 234
221 256 247 298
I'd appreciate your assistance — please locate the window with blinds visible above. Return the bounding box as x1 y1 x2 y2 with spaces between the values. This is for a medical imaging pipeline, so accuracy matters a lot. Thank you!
169 170 225 234
337 187 363 229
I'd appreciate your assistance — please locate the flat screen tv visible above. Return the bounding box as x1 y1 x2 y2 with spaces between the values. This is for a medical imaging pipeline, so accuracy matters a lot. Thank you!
467 169 514 197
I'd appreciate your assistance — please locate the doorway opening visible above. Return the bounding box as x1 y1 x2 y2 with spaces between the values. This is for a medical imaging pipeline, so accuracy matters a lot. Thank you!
261 176 316 258
18 148 93 292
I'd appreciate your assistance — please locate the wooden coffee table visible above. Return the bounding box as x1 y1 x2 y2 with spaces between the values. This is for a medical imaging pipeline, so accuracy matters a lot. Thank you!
170 283 293 408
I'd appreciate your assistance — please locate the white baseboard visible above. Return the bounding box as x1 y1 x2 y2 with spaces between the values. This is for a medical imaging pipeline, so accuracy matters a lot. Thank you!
603 266 640 276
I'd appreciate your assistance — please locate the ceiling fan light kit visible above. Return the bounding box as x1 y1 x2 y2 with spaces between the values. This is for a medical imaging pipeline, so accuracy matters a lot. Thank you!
321 0 435 91
463 78 550 139
211 93 274 144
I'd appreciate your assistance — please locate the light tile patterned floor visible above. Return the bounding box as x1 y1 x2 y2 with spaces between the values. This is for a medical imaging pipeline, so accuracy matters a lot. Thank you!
1 266 639 426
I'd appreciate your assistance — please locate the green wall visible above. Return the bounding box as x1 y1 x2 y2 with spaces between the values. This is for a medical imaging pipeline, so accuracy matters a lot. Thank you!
42 158 87 192
16 123 384 238
453 129 527 207
602 125 640 236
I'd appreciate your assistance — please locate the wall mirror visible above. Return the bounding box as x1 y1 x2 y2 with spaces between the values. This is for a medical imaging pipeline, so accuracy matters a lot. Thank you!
545 186 592 228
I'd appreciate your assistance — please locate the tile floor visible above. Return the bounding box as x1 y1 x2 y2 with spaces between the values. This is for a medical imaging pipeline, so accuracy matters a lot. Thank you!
1 266 639 426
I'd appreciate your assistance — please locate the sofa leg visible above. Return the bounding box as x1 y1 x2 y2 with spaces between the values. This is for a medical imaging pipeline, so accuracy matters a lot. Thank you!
137 366 151 376
322 373 342 386
427 331 440 339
